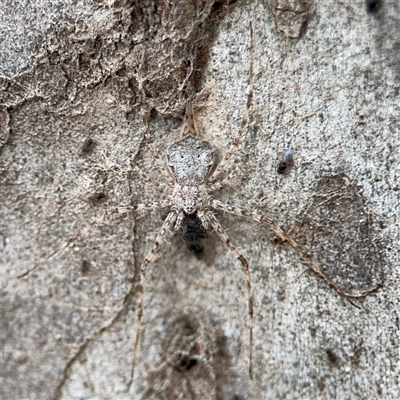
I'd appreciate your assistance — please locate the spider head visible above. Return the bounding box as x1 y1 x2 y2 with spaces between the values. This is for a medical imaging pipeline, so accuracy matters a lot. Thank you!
167 136 213 185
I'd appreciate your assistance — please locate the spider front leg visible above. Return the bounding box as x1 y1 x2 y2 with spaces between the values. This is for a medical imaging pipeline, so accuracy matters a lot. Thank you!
137 46 175 186
208 157 246 192
18 200 171 278
132 162 172 191
205 211 254 379
130 209 179 386
210 199 351 298
208 22 254 185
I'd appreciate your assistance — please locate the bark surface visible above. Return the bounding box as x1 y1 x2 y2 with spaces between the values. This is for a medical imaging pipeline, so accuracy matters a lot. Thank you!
1 1 399 399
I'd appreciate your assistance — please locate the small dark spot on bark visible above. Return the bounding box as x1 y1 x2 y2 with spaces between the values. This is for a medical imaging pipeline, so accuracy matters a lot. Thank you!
351 343 364 366
86 192 106 204
366 0 382 13
81 260 90 274
309 327 317 338
115 65 127 77
326 348 339 365
149 108 158 119
175 356 198 372
276 288 286 301
80 138 95 155
317 378 326 392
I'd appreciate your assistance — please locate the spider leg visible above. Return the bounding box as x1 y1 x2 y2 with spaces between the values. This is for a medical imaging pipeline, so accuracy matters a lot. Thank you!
208 22 254 184
182 101 197 138
132 162 172 191
210 199 352 298
174 209 189 231
206 211 254 379
138 46 175 185
208 157 246 192
17 201 171 279
130 209 179 386
197 210 209 230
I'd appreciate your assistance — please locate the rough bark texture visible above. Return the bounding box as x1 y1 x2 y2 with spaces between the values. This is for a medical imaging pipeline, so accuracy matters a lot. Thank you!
1 0 399 399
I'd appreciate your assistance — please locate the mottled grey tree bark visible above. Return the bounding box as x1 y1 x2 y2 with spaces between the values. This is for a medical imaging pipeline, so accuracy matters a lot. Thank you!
1 1 399 399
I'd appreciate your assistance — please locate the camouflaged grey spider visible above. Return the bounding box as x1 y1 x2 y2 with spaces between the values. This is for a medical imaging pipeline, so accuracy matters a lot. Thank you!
19 25 332 382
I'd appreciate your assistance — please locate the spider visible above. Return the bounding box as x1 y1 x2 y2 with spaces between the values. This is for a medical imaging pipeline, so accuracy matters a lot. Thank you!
18 23 345 384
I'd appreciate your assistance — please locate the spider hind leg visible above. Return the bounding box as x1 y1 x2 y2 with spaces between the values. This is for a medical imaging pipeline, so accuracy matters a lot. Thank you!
205 211 254 379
